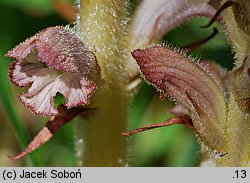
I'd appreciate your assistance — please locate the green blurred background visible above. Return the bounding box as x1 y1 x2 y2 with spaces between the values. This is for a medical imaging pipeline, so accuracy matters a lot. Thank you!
0 0 233 166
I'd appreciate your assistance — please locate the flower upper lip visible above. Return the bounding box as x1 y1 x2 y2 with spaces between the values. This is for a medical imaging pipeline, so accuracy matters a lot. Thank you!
132 46 227 149
6 26 100 78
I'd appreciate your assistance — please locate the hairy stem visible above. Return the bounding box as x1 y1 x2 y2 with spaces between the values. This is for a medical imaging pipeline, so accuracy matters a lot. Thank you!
221 0 250 68
216 95 250 166
76 0 130 166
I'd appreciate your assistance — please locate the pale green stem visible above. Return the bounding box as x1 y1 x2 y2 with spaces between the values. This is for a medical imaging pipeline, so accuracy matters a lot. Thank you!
217 0 250 166
216 95 250 166
221 0 250 68
75 0 131 166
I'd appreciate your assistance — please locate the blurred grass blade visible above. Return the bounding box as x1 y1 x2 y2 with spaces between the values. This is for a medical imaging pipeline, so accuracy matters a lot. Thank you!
129 83 155 130
0 56 38 166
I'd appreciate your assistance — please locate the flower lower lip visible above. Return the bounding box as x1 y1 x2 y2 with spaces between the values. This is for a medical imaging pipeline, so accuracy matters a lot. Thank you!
7 26 99 116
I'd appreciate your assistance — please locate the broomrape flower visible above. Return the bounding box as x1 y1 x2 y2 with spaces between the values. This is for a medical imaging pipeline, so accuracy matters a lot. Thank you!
124 0 250 166
129 45 249 166
5 0 249 166
7 26 100 116
6 26 100 160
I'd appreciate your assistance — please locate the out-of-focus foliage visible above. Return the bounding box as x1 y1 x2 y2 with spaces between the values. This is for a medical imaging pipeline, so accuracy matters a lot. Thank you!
0 0 232 166
0 0 74 14
0 0 75 166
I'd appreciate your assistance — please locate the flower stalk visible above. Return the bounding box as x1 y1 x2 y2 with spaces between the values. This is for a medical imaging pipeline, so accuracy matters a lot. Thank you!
75 0 130 166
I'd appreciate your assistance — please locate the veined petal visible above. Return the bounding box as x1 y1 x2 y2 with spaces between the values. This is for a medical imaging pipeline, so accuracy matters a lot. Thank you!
6 26 99 116
7 26 100 80
19 69 95 116
11 57 96 116
129 0 217 49
126 0 218 80
132 46 227 149
199 60 228 92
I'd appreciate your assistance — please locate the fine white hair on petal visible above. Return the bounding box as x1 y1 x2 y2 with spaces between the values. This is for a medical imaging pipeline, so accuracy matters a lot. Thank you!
126 0 217 81
132 46 227 149
6 26 99 116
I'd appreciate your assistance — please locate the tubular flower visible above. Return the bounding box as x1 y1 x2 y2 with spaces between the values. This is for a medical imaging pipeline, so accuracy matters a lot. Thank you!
123 0 250 166
6 26 99 116
6 26 100 159
131 46 250 166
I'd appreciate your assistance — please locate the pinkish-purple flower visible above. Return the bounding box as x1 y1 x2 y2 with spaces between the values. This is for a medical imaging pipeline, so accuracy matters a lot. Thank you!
6 26 100 116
